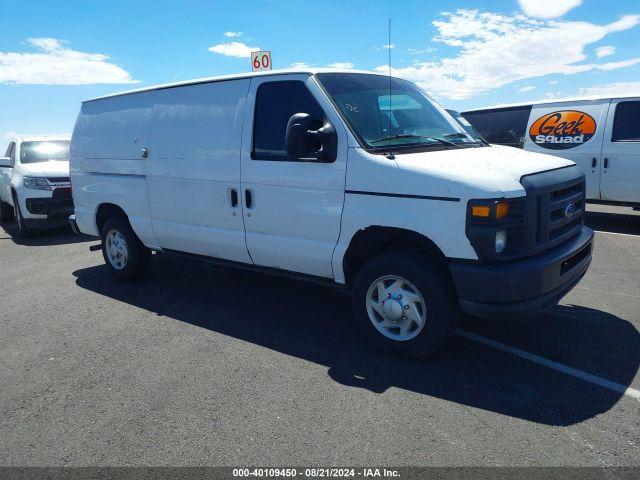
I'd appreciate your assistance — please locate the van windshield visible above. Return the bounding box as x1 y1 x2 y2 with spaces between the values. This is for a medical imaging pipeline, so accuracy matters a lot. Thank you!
20 141 70 164
316 73 478 151
446 109 487 143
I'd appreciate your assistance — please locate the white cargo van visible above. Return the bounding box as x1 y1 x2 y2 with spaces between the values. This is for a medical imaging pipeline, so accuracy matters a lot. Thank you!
0 135 73 237
69 69 593 357
462 95 640 208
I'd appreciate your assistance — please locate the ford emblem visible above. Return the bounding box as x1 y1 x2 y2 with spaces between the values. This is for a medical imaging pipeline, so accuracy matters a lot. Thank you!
564 203 576 218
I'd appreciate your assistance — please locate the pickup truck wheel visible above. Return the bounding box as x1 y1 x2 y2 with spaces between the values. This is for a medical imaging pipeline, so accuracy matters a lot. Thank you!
100 217 151 280
351 251 459 358
0 200 14 222
13 199 31 238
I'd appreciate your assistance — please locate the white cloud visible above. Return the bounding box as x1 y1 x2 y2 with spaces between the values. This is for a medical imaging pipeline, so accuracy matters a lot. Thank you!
382 44 395 49
380 10 640 100
208 41 259 58
518 86 535 92
549 80 559 85
289 62 310 68
518 0 582 19
544 91 565 100
223 31 242 38
407 47 436 55
0 37 136 85
579 81 640 96
595 45 616 58
327 62 354 69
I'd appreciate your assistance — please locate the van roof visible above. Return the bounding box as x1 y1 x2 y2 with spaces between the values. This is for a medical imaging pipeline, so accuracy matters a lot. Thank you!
84 68 385 103
462 93 640 113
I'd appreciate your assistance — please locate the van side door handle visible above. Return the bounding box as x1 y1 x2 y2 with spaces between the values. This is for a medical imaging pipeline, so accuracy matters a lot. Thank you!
245 189 253 209
141 148 149 158
604 158 609 169
591 157 596 168
229 188 238 207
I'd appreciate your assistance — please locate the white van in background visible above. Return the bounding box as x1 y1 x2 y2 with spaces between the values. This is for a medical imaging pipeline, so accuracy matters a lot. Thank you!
462 96 640 209
0 135 73 237
69 69 593 357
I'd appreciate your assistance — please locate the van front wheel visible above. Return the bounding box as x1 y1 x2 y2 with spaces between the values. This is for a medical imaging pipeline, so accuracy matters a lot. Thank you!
351 251 459 358
100 217 151 280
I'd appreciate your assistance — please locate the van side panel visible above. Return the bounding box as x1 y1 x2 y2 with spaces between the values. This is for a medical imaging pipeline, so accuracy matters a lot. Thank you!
523 100 609 200
70 93 158 246
145 80 252 262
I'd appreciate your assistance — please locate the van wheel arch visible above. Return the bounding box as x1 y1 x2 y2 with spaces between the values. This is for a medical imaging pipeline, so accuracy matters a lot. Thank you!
96 203 128 234
342 226 449 287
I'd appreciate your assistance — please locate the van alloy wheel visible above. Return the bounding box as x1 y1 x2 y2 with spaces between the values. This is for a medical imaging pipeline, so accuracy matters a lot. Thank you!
105 229 128 270
365 275 427 341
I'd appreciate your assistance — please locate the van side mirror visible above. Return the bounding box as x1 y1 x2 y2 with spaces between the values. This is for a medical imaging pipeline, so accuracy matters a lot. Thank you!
0 157 11 168
285 113 337 162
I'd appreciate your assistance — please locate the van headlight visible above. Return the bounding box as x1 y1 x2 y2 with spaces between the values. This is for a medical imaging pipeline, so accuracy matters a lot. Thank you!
495 229 507 253
466 197 525 262
23 177 51 190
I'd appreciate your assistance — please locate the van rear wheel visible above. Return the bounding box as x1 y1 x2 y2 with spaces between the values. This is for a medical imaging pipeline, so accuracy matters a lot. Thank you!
100 217 151 280
351 251 459 358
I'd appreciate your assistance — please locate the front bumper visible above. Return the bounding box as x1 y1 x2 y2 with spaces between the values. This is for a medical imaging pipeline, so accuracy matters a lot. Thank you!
449 226 594 320
23 187 74 227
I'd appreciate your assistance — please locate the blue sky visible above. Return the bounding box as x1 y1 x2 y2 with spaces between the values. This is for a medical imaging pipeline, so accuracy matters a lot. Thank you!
1 0 639 144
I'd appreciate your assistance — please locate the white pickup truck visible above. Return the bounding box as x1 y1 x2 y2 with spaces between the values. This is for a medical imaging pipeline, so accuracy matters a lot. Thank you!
0 135 73 237
68 69 593 357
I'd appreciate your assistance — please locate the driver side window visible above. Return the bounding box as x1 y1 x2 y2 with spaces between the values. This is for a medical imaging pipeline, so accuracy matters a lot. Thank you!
252 81 325 161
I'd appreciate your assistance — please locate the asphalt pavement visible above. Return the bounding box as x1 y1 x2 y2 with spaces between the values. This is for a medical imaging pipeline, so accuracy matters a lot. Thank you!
1 204 638 466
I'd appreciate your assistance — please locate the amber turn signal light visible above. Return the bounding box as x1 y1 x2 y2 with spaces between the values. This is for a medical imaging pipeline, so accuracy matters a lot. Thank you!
471 206 491 217
496 201 510 219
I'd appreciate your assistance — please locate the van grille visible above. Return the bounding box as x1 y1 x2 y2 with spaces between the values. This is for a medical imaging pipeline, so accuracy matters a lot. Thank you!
521 166 586 257
536 179 584 250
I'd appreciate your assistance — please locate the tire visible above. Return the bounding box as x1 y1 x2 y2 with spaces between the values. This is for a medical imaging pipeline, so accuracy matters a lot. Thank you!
0 199 13 222
13 196 31 238
350 250 459 358
100 217 151 280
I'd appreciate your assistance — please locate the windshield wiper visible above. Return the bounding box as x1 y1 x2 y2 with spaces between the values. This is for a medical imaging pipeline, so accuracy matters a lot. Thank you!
370 134 458 147
444 132 490 146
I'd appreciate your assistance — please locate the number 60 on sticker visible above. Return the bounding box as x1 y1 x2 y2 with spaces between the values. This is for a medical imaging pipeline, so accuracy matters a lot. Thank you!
251 51 272 72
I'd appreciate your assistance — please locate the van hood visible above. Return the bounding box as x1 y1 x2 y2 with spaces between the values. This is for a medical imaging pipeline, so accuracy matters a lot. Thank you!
393 145 574 196
19 160 69 177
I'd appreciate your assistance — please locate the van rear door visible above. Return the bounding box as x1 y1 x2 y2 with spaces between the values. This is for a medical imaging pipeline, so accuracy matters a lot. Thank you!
524 100 608 200
145 80 252 263
600 98 640 203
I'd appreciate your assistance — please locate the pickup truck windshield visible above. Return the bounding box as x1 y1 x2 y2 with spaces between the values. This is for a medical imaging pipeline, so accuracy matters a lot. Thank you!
20 141 70 164
316 73 477 151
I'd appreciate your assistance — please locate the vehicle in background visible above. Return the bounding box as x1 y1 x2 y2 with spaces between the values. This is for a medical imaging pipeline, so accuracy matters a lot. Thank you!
462 96 640 209
0 135 73 237
446 109 486 143
69 69 593 357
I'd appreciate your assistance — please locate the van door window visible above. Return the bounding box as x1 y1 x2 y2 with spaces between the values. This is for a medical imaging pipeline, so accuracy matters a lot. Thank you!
462 106 532 148
252 81 325 161
612 101 640 142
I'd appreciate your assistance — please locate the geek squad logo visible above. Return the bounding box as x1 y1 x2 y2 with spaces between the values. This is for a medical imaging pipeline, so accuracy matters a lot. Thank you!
529 110 597 150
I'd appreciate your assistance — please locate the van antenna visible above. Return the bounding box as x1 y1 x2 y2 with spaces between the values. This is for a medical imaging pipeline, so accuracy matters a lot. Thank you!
386 18 395 160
